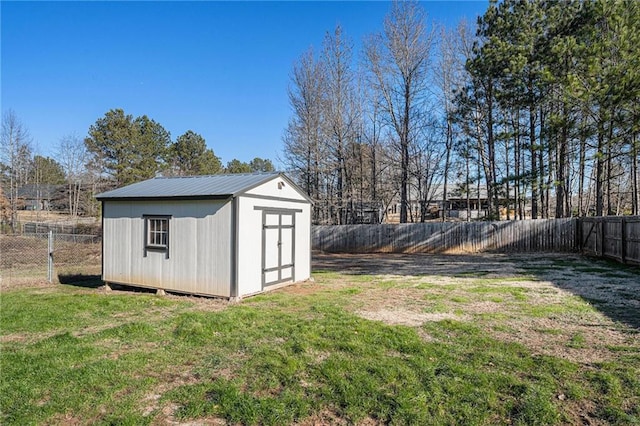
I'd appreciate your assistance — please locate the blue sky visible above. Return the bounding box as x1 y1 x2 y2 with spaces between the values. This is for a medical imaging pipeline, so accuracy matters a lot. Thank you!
2 1 488 167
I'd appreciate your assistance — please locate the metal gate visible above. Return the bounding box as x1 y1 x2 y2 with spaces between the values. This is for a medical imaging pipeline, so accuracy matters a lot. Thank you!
261 209 296 287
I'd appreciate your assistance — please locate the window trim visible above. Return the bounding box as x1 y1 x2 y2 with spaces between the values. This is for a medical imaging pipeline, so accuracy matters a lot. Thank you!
143 215 171 258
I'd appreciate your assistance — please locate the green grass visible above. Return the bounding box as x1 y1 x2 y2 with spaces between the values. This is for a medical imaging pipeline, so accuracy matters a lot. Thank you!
423 300 449 313
1 268 639 425
468 283 529 302
567 333 587 349
522 295 597 318
453 270 492 277
535 328 563 335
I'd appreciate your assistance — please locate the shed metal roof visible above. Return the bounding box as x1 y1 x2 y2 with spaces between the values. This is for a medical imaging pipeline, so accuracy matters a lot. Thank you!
95 172 293 200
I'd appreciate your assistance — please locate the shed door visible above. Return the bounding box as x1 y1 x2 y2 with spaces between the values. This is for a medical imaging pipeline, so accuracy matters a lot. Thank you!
262 210 295 288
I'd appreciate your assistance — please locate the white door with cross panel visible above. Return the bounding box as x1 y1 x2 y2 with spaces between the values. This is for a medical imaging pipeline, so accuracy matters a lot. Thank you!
262 210 295 287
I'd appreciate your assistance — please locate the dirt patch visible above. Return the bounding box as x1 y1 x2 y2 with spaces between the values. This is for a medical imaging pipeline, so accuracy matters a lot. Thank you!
280 280 325 296
357 309 465 326
312 251 640 364
0 277 54 291
295 411 344 426
0 330 62 345
166 293 230 312
141 370 203 423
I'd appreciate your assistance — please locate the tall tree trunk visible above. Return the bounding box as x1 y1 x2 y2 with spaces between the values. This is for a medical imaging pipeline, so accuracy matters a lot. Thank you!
605 144 613 216
530 103 538 219
606 117 615 216
487 80 499 219
555 118 567 218
74 182 81 217
539 140 546 217
538 108 546 218
400 83 410 224
596 129 605 217
515 110 523 220
477 156 482 219
632 133 639 215
442 118 452 222
505 120 511 221
466 141 471 222
337 150 344 225
578 118 587 216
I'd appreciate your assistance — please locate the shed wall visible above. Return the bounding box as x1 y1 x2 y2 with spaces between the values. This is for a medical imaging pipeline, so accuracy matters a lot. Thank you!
102 199 232 296
236 194 311 296
244 175 310 202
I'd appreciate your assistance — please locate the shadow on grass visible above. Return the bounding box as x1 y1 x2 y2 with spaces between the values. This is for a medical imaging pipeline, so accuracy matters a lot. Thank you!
547 257 640 330
313 251 640 331
313 251 522 277
57 274 160 295
57 274 103 288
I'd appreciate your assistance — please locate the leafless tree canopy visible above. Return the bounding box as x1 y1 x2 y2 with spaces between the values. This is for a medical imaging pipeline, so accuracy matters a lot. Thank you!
283 0 640 224
1 110 33 231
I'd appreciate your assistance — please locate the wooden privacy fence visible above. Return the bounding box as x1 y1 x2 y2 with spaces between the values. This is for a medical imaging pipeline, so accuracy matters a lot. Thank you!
312 218 578 254
579 216 640 265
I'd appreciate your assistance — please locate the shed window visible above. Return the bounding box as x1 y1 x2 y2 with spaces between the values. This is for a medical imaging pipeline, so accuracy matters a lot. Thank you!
145 216 169 249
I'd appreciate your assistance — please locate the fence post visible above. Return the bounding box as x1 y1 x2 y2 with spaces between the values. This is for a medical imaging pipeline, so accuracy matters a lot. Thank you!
621 217 627 264
48 230 53 283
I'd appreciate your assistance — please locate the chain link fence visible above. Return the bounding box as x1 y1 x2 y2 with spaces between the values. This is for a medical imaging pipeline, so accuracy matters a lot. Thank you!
1 232 101 289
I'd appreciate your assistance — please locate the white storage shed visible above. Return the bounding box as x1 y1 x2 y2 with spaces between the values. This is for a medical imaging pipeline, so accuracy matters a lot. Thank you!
95 172 312 299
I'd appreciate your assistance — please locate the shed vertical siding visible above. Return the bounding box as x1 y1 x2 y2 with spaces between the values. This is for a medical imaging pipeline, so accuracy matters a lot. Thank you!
236 197 311 296
103 199 233 297
236 196 264 295
294 204 311 282
236 177 311 297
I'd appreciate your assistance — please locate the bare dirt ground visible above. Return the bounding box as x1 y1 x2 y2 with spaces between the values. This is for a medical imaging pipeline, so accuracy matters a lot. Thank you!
309 251 640 365
16 210 99 225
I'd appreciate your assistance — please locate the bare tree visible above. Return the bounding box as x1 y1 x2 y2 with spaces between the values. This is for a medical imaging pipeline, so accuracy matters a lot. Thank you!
282 48 327 223
56 134 88 217
432 21 472 221
1 110 32 232
364 1 436 223
322 25 360 224
352 80 389 223
411 116 445 221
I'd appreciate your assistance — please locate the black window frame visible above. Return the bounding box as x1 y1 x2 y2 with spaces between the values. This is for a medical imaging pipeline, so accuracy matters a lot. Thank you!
143 215 171 258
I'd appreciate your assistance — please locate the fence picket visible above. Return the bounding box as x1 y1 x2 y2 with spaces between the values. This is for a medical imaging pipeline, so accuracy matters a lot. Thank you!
581 216 640 265
313 218 578 254
312 217 640 266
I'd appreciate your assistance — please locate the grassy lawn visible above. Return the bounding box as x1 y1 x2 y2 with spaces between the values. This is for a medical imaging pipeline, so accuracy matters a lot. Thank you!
1 254 639 425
